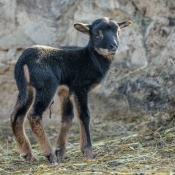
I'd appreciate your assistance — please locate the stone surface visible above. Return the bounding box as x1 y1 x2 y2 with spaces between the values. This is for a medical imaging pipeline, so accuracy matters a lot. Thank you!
0 0 175 125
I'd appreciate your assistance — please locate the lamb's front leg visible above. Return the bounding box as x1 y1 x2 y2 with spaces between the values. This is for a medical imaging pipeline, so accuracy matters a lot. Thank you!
55 88 74 160
73 89 94 159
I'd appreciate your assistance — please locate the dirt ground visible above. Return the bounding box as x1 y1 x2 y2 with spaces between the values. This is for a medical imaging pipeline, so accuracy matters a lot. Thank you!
1 64 175 175
0 112 175 175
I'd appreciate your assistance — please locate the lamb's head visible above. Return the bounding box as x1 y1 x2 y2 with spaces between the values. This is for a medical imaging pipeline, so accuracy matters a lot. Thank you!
74 17 131 57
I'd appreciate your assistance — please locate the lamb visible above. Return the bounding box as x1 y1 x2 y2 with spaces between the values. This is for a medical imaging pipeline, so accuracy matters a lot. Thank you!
10 17 131 163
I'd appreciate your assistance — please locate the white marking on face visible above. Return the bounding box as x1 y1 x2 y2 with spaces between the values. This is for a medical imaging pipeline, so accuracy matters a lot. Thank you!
99 48 110 55
95 47 116 60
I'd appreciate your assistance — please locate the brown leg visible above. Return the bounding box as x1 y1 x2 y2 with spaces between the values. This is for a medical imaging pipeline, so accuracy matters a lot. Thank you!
28 88 57 163
79 120 93 158
28 116 57 163
55 120 73 159
10 89 35 161
55 87 74 159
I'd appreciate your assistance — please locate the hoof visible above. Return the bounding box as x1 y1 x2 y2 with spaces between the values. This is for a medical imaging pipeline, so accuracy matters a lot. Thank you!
55 147 66 160
45 153 58 164
20 153 36 162
82 147 95 159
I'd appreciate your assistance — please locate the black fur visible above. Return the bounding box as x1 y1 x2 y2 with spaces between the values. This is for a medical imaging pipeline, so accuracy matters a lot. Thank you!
11 17 131 162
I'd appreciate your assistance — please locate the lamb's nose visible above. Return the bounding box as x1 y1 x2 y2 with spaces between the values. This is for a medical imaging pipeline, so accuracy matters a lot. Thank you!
110 43 118 52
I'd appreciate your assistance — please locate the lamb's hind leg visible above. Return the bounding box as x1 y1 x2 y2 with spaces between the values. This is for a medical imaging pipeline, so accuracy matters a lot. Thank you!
28 88 57 163
10 88 35 161
55 86 74 160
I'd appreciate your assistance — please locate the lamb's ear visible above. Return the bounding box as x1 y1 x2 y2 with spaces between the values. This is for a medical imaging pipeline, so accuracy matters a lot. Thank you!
74 22 90 35
118 21 132 29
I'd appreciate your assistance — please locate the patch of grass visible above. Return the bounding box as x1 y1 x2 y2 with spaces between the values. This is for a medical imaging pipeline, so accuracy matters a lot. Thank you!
0 114 175 175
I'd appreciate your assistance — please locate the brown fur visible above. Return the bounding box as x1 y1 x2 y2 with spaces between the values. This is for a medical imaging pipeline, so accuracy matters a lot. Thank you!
69 94 79 117
58 85 69 97
74 22 90 35
90 83 101 92
55 120 73 159
23 64 30 83
28 115 57 163
55 86 73 159
79 121 94 158
94 47 115 61
10 87 35 161
120 21 132 29
79 121 88 148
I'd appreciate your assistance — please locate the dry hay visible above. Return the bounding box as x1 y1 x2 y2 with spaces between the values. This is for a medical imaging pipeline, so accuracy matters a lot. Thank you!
0 113 175 175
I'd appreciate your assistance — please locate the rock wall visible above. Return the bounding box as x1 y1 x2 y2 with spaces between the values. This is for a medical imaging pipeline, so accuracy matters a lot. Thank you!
0 0 175 123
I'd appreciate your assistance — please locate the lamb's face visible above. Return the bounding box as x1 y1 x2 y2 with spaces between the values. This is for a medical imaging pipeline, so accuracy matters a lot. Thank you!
90 17 119 56
74 17 131 57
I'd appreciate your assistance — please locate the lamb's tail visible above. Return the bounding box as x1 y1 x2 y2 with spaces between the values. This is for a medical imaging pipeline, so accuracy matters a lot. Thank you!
14 62 30 104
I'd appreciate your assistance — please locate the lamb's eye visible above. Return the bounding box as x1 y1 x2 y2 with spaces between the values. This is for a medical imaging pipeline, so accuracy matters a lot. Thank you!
95 33 100 39
95 30 103 39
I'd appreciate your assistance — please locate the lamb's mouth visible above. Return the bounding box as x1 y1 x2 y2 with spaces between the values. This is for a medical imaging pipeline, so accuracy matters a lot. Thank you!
109 52 116 56
95 48 116 56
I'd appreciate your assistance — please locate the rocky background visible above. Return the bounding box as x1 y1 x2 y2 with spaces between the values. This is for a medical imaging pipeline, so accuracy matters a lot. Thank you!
0 0 175 126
